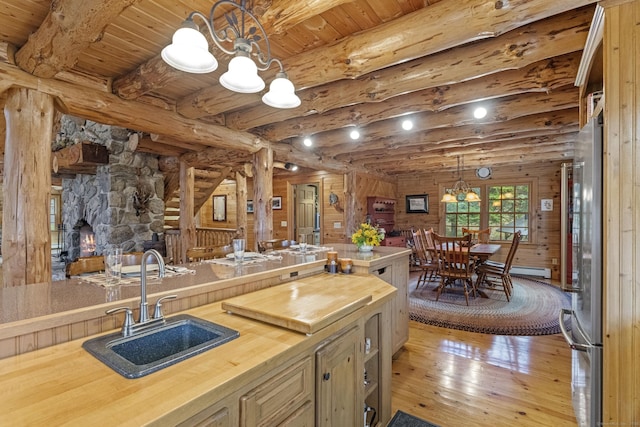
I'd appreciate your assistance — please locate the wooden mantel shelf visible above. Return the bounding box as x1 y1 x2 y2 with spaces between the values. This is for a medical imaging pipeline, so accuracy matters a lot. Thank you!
52 140 108 175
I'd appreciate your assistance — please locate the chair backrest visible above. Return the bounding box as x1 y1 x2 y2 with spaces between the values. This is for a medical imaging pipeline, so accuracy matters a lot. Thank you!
186 245 233 262
423 228 436 249
257 239 289 253
503 231 522 272
412 230 430 263
462 227 491 244
66 255 105 277
433 233 474 277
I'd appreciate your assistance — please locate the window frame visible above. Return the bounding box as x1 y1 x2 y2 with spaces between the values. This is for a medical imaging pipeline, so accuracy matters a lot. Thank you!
439 178 538 243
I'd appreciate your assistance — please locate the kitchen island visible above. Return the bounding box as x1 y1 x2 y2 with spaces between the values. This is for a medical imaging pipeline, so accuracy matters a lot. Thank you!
0 273 397 426
0 244 410 359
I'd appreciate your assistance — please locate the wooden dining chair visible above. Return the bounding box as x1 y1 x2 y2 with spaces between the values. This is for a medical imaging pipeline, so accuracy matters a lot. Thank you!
433 233 476 305
476 231 522 301
65 255 105 277
462 227 491 244
186 245 233 262
412 229 439 288
257 239 289 253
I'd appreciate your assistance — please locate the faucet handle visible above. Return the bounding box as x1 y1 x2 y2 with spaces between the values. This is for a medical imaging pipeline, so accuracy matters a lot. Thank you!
153 295 177 319
106 307 134 336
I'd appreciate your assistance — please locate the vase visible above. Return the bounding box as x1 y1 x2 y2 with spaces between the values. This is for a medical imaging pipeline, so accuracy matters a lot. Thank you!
358 244 374 252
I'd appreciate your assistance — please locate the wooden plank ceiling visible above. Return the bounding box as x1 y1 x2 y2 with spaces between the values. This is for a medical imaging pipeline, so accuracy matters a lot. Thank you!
0 0 598 177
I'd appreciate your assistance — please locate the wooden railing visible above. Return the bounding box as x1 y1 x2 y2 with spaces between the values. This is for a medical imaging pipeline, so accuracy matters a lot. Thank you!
165 228 239 264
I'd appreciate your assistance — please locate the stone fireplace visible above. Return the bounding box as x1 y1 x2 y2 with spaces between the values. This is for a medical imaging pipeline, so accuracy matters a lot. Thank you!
59 116 165 260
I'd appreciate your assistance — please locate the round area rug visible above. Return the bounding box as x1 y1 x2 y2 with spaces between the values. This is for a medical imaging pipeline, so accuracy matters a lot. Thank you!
409 273 571 335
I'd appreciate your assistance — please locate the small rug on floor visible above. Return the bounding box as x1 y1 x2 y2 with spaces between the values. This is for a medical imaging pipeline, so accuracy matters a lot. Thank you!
409 273 570 335
388 410 440 427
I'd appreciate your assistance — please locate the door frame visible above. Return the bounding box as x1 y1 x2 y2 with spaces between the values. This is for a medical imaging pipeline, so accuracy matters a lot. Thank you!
287 179 323 244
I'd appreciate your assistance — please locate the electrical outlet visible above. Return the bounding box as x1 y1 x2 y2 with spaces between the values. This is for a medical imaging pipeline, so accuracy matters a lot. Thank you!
281 221 287 227
333 222 342 229
552 258 558 265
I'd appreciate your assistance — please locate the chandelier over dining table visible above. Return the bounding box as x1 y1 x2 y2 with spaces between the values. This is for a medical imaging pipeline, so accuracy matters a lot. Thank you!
440 156 481 203
161 0 301 109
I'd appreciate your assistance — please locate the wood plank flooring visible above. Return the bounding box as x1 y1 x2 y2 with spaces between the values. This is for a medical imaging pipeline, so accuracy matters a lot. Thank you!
391 275 578 426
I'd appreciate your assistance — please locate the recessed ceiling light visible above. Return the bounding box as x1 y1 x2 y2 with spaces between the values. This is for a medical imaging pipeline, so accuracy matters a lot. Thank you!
303 137 312 147
401 119 413 131
350 129 360 140
474 107 488 119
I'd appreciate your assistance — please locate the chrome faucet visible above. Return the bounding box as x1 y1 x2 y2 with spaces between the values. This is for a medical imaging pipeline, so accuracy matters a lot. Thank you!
139 249 166 323
106 249 176 337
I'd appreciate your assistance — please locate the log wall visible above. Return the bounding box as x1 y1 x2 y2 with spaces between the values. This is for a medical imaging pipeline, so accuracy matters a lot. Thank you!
396 161 563 280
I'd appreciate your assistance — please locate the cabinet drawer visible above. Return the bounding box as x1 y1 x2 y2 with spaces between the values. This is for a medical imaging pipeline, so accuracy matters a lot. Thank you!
240 356 313 427
369 265 393 284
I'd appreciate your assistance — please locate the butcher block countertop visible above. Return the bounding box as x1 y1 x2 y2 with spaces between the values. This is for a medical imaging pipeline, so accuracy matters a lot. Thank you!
0 273 396 426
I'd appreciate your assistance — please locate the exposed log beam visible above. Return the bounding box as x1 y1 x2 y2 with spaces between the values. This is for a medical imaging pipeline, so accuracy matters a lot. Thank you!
0 60 267 154
304 88 579 151
228 8 591 129
257 53 581 142
15 0 142 78
324 109 578 157
180 148 252 170
182 2 594 120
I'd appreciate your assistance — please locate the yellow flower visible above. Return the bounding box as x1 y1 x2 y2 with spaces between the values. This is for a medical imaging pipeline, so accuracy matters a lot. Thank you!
351 223 382 247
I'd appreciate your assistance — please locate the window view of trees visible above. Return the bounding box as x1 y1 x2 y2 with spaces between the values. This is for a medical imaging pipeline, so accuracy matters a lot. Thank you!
443 184 530 242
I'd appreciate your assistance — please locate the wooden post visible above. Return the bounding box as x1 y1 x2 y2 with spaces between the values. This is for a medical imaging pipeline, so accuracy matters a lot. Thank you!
235 170 248 239
252 148 273 250
2 87 54 286
179 160 196 264
344 171 357 240
601 0 640 424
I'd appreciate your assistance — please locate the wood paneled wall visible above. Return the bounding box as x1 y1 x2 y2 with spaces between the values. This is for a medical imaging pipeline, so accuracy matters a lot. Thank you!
601 0 640 423
395 161 564 280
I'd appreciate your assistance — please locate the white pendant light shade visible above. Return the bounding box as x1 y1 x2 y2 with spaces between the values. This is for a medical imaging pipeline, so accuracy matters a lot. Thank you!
262 74 301 108
440 192 457 203
161 25 218 73
464 191 481 202
219 55 265 93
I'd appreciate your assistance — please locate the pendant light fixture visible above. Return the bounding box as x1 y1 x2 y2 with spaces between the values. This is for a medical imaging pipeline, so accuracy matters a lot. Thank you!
441 156 481 203
161 0 301 109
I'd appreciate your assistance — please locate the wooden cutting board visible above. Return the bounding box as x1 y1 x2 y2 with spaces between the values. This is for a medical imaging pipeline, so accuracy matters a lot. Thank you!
221 275 373 334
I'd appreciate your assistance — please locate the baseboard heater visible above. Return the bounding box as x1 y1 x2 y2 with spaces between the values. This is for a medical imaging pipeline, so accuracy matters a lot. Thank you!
509 265 551 279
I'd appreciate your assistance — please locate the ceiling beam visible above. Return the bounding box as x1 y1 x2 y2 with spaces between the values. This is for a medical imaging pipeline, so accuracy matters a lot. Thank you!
15 0 142 78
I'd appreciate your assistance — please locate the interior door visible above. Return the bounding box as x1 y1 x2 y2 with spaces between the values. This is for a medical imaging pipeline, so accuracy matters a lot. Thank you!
295 184 317 244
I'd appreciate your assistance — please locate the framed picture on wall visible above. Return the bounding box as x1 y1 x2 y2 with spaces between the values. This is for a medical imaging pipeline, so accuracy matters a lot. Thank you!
406 194 428 213
213 195 227 221
247 200 254 213
272 196 282 210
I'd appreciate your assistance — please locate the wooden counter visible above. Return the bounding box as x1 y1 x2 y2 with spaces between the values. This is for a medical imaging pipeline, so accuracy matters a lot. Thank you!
0 244 410 360
0 273 397 426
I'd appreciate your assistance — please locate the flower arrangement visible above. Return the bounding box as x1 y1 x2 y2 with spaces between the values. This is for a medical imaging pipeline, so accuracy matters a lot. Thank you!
351 223 383 248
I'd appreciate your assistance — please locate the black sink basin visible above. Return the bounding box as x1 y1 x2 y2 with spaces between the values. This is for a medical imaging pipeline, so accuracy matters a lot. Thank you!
82 314 239 379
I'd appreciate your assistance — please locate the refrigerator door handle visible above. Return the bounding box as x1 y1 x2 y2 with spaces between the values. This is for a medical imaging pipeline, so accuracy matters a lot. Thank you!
559 308 590 352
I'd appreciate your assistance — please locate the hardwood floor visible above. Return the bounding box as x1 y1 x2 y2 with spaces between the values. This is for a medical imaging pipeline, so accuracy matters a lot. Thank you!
391 276 578 426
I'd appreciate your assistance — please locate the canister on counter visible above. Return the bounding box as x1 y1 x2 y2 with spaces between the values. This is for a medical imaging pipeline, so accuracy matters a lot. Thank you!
326 251 339 274
339 258 353 274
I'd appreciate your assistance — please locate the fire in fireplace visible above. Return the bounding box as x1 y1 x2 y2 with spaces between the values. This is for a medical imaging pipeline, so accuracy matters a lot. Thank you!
78 221 96 257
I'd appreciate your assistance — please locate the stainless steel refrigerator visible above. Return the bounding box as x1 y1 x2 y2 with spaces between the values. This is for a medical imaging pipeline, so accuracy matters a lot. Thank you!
560 112 603 427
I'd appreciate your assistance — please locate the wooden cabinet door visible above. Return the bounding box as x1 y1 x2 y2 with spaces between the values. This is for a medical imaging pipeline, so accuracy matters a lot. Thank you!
177 395 238 427
316 326 363 427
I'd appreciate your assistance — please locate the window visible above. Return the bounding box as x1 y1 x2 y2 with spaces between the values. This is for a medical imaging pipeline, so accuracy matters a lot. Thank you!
443 183 531 242
488 185 529 242
443 187 481 237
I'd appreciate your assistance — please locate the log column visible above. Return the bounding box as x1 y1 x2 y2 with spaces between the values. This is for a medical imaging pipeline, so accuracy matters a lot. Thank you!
235 170 248 239
179 160 196 263
252 148 273 250
2 87 54 286
344 171 357 240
